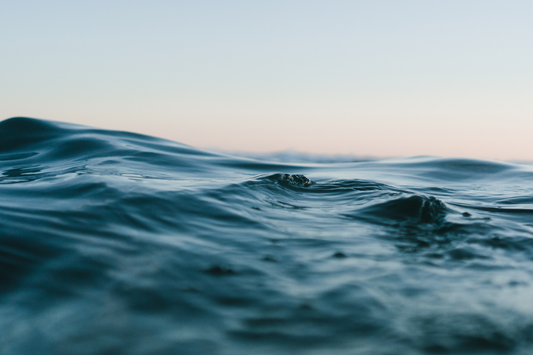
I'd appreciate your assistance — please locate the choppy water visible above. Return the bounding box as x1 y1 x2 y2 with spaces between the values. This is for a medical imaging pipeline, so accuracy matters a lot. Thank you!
1 117 533 355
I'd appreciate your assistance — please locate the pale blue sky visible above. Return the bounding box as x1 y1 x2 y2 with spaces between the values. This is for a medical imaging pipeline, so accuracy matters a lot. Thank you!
1 1 532 160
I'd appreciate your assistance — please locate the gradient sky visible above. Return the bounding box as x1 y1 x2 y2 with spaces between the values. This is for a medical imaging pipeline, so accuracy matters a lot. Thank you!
1 1 532 160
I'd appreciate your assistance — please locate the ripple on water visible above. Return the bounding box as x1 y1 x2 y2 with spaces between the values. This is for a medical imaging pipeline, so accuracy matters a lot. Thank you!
1 117 533 354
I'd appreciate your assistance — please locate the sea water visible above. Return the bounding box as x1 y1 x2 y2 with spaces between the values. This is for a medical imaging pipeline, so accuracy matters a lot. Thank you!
1 117 533 354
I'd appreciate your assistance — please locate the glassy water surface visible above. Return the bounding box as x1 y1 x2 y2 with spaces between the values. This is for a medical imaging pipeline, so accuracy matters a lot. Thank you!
1 117 533 354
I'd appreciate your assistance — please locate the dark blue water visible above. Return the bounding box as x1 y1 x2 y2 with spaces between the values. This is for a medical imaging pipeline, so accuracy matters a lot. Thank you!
1 117 533 355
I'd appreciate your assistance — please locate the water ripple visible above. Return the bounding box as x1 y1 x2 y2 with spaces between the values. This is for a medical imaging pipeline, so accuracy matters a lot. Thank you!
1 117 533 354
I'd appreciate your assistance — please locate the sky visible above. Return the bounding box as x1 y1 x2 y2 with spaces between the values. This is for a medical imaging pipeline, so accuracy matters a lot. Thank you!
1 1 532 160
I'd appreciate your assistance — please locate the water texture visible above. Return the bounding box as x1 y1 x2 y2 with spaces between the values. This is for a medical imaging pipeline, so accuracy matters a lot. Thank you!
1 117 533 355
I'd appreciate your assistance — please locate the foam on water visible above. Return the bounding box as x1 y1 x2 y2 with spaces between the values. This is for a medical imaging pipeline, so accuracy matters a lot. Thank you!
1 117 533 354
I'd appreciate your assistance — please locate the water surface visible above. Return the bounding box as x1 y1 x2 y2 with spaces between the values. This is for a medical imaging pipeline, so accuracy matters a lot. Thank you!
1 117 533 354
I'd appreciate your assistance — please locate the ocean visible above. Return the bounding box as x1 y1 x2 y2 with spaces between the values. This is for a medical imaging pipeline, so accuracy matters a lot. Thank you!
1 117 533 354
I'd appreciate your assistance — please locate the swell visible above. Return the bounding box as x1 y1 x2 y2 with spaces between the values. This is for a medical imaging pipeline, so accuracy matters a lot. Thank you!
1 117 533 354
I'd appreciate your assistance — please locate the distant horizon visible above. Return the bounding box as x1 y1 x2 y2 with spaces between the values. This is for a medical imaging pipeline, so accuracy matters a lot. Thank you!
2 1 532 161
4 115 532 165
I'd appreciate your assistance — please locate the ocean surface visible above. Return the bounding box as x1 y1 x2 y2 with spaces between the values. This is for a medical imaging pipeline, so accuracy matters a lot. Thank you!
1 117 533 355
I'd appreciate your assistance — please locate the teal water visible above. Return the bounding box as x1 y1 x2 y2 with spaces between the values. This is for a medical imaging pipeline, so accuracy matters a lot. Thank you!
1 117 533 355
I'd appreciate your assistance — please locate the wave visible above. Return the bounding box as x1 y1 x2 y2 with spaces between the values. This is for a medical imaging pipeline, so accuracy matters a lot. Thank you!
1 117 533 354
